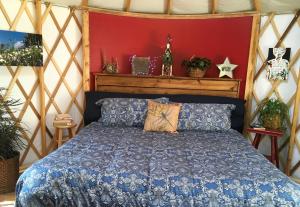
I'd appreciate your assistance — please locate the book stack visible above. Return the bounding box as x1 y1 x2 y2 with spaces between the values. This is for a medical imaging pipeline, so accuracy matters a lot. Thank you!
250 123 265 130
53 114 73 127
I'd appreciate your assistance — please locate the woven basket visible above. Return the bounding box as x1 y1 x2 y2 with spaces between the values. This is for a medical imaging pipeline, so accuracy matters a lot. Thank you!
188 68 206 78
262 114 282 130
0 153 19 193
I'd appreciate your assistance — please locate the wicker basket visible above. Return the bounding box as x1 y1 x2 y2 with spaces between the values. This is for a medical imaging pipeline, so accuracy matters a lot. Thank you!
188 68 206 78
0 153 19 193
262 114 282 130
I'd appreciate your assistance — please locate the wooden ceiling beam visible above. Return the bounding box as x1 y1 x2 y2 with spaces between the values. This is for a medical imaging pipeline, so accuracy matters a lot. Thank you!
253 0 261 12
212 0 218 14
124 0 131 12
166 0 173 14
79 5 257 19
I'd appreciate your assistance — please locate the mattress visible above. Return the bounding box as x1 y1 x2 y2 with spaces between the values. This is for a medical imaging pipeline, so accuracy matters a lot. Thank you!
16 122 300 206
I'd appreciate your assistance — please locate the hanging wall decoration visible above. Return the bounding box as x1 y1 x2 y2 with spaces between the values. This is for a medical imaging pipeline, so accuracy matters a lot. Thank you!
161 34 173 76
0 30 43 66
266 48 290 80
217 57 238 78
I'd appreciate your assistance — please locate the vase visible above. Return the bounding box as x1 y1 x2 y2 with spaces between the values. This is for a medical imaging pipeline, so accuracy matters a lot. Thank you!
189 68 206 78
0 152 19 193
262 114 281 130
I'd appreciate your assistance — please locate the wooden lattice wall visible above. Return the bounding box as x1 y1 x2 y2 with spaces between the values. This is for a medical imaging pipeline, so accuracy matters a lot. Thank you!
0 0 84 169
246 10 300 180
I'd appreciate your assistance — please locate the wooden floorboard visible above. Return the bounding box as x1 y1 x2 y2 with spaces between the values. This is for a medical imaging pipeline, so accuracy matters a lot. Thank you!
0 192 15 207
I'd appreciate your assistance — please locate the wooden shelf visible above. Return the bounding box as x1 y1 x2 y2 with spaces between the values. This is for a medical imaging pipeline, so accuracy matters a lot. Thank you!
95 73 241 98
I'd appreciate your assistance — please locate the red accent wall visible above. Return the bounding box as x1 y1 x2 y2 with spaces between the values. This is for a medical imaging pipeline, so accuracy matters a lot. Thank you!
89 13 253 98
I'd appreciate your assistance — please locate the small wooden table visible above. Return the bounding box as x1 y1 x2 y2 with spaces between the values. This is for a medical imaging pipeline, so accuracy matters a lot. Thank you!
54 123 77 148
247 127 283 168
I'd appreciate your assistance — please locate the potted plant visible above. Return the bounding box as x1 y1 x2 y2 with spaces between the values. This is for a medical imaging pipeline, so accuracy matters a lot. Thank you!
182 56 211 78
0 88 25 193
258 98 289 130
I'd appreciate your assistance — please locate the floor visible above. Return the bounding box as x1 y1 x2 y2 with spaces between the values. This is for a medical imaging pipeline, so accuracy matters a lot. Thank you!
0 192 15 207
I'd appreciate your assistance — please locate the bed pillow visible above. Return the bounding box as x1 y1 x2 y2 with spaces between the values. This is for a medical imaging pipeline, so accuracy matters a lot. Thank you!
96 97 169 127
144 100 181 133
178 103 236 131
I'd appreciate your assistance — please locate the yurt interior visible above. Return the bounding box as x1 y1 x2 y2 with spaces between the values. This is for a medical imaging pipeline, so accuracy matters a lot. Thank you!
0 0 300 206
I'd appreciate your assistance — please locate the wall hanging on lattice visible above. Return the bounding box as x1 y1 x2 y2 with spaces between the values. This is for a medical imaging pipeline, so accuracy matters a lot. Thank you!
266 47 290 80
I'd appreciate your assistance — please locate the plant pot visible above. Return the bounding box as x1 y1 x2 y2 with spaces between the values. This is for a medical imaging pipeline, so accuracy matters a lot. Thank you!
0 152 19 193
262 114 282 130
188 68 206 78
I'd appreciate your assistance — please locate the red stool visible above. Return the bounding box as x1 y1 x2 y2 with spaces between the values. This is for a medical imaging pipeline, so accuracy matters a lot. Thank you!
247 128 283 168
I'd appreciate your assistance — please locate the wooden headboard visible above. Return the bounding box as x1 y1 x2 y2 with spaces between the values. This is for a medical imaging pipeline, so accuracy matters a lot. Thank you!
95 74 241 98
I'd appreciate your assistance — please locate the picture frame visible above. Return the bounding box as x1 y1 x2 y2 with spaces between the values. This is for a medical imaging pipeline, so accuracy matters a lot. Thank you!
131 56 150 75
266 48 291 80
0 30 43 66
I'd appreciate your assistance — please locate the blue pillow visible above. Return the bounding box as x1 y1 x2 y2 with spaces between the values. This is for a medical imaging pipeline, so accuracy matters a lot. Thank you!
178 103 236 131
96 97 169 127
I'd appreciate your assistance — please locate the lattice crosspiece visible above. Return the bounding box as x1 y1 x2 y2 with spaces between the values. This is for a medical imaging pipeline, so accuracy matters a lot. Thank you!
0 0 84 167
247 10 300 179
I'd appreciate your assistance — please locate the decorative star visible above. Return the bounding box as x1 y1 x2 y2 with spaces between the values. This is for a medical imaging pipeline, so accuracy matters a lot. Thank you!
217 57 238 78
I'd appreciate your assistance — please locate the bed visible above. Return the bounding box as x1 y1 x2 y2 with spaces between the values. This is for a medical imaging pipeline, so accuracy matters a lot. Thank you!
16 122 300 206
15 90 300 206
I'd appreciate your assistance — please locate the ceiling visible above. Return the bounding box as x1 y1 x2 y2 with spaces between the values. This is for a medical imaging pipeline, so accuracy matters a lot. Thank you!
44 0 300 14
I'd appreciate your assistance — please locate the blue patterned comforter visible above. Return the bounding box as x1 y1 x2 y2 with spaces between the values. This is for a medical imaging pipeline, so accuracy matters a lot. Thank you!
16 122 300 206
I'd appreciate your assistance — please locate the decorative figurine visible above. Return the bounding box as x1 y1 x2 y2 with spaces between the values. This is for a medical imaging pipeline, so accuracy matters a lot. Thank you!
162 34 173 76
217 57 237 78
103 57 118 74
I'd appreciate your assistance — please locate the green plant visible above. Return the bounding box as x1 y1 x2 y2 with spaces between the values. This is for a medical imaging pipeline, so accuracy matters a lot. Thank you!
182 56 211 72
0 88 25 160
258 98 289 130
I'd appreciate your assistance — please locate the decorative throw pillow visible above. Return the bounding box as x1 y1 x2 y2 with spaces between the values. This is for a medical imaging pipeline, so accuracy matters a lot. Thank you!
144 100 181 133
96 97 169 127
178 103 236 131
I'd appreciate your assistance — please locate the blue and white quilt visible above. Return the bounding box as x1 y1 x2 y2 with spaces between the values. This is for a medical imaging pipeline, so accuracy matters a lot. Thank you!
16 122 300 206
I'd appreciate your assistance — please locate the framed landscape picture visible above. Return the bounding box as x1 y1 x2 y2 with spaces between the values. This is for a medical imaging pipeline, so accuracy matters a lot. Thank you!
0 30 43 66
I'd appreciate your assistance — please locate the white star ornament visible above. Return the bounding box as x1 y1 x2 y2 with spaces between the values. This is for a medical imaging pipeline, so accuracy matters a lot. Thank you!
217 57 238 78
